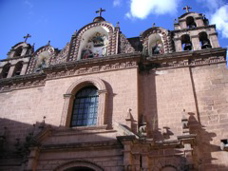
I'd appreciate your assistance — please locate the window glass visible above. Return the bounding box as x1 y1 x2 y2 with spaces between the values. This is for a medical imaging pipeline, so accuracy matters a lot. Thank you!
71 86 98 127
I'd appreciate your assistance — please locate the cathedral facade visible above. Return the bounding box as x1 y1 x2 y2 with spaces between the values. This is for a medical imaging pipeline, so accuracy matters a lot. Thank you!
0 8 228 171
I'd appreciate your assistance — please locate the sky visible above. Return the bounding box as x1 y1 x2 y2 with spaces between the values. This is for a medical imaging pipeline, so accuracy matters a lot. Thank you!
0 0 228 59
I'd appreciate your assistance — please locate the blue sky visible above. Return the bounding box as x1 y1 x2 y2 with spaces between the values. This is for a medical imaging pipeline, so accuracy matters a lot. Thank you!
0 0 227 59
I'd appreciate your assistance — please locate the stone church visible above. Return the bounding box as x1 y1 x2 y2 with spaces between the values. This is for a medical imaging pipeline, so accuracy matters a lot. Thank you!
0 7 228 171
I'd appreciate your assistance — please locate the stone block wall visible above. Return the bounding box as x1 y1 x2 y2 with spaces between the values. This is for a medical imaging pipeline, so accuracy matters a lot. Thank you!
0 67 139 148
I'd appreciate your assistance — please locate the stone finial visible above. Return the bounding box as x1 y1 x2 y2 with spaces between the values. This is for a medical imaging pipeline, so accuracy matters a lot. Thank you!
181 109 189 134
116 21 120 27
39 116 46 129
126 108 132 120
73 30 78 36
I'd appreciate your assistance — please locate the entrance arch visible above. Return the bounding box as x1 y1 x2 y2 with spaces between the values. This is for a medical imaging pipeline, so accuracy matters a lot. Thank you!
54 160 104 171
64 166 95 171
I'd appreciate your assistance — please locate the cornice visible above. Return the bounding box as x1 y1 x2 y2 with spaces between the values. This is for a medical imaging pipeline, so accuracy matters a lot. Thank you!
0 55 31 62
0 53 141 93
145 48 226 70
0 48 226 92
40 140 122 152
0 73 46 93
171 24 216 33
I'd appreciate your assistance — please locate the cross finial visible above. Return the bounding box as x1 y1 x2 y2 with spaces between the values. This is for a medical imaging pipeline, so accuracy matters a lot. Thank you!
183 5 192 13
96 8 106 17
23 34 31 42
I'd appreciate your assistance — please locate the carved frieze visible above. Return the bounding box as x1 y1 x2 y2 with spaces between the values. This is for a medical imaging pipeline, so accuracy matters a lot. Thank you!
0 74 46 93
45 60 138 80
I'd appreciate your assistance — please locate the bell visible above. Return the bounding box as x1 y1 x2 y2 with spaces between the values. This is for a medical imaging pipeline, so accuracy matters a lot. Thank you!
202 40 212 49
184 42 192 50
188 24 196 28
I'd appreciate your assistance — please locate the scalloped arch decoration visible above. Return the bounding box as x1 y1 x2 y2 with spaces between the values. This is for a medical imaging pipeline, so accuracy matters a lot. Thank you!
68 22 117 61
141 27 173 55
26 45 56 74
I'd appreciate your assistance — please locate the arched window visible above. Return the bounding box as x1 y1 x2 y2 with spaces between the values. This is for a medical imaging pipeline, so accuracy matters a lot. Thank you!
186 16 196 28
199 32 212 49
13 61 23 76
181 34 192 51
1 63 11 78
14 46 23 57
71 86 99 127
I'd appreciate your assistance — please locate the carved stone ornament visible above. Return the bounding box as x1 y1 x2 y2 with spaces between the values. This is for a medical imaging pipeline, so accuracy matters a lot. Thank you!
119 34 135 53
141 27 173 56
68 22 118 61
51 43 70 65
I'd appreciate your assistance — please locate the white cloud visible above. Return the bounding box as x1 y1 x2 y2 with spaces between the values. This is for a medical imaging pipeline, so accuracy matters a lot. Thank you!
126 0 181 19
196 0 228 39
211 5 228 38
113 0 122 7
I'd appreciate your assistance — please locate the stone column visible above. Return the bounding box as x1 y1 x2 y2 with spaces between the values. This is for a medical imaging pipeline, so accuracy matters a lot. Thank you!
195 17 204 27
21 47 28 56
123 141 133 170
0 67 3 76
191 35 201 50
209 33 220 48
24 147 40 171
174 38 182 52
7 65 15 78
97 89 107 126
21 62 29 75
142 155 149 170
61 94 74 126
179 19 187 29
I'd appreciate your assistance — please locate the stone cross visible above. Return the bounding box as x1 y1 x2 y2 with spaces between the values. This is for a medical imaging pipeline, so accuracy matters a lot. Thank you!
96 8 106 17
23 34 31 42
183 5 192 13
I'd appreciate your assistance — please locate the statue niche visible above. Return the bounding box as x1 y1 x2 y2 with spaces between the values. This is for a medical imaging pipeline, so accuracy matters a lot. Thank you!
148 34 164 56
81 32 108 59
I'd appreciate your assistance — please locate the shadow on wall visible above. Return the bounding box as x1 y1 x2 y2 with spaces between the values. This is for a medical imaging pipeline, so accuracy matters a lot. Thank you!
0 117 120 171
187 112 228 170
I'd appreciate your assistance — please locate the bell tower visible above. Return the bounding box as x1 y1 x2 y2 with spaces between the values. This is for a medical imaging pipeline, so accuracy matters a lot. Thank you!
173 6 220 52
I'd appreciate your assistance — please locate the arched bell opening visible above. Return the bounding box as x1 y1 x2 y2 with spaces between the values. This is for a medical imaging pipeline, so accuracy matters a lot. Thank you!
181 34 192 51
1 63 11 78
186 16 196 29
13 61 23 76
199 32 212 49
14 46 23 57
